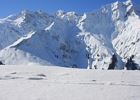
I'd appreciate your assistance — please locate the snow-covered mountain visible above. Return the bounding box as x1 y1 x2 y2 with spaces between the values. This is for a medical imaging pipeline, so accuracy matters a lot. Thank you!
0 0 139 69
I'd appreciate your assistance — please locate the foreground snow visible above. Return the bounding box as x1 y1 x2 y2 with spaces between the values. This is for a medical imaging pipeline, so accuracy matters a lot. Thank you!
0 65 140 100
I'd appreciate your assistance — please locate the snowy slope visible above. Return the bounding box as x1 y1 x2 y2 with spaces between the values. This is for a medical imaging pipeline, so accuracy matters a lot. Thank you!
0 10 53 49
0 65 140 100
112 0 140 67
0 0 139 69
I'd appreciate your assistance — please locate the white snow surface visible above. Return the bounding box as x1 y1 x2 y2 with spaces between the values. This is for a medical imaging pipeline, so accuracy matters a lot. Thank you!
0 65 140 100
0 0 140 69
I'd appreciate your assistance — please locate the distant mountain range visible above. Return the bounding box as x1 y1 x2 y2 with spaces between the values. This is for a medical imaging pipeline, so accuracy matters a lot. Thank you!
0 0 139 70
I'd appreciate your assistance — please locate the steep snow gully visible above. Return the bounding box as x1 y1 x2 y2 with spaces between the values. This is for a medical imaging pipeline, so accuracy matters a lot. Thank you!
0 0 140 70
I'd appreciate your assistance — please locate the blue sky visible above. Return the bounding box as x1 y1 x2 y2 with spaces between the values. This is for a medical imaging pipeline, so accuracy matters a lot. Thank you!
0 0 140 18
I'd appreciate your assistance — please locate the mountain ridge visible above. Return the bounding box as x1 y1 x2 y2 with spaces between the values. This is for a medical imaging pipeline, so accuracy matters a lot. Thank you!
0 0 139 70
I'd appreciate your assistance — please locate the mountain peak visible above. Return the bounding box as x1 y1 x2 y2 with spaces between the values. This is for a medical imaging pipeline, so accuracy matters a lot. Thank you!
0 0 139 69
125 0 132 4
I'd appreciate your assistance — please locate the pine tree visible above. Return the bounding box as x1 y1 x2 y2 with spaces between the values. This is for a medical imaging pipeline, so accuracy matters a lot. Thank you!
108 54 117 70
0 61 4 65
125 55 138 70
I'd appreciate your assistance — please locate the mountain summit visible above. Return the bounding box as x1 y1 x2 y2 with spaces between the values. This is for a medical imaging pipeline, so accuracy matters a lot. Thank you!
0 0 139 69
